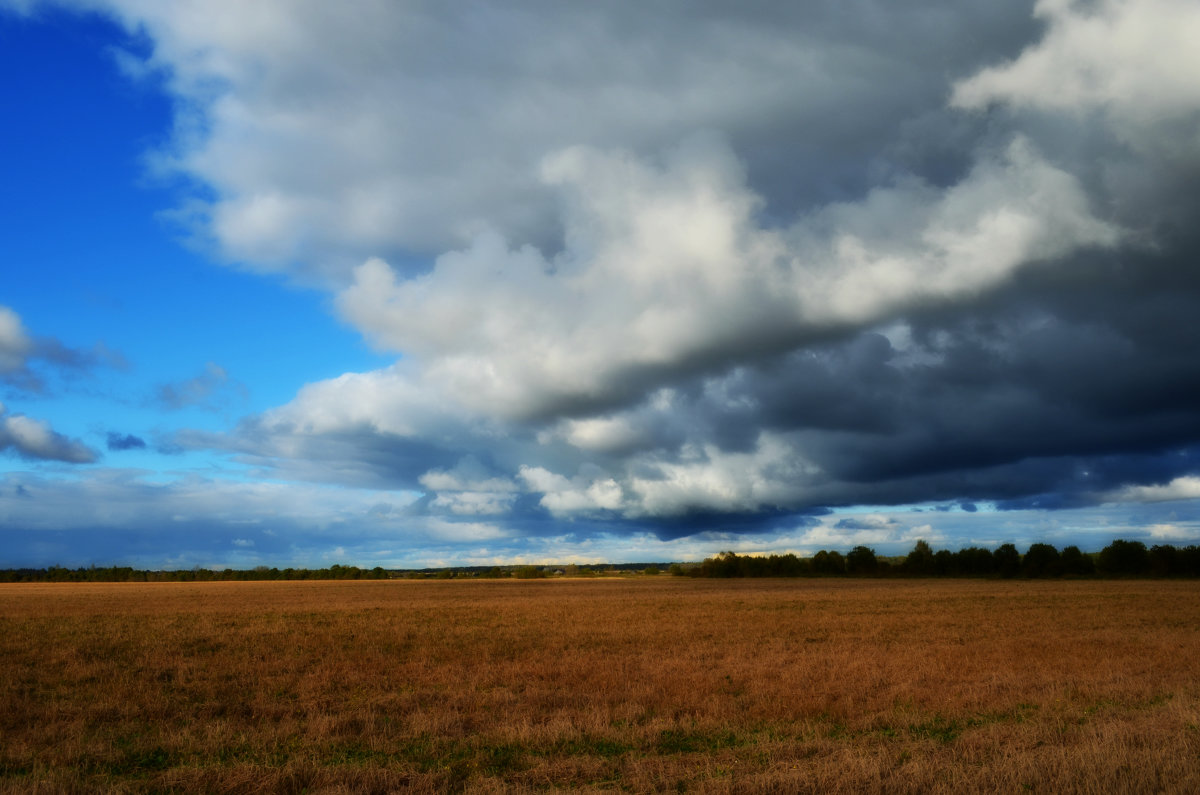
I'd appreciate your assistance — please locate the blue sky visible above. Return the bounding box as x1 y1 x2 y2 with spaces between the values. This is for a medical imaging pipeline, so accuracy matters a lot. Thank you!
2 0 1200 569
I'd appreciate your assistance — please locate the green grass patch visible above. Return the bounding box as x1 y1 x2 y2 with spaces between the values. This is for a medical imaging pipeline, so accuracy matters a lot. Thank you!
655 728 743 754
906 717 961 744
550 735 634 758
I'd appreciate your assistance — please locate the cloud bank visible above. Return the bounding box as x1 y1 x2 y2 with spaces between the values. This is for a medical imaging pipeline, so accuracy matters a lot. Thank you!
6 0 1200 558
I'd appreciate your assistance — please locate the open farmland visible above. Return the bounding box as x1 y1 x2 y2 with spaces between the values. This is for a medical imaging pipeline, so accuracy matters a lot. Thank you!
2 578 1199 793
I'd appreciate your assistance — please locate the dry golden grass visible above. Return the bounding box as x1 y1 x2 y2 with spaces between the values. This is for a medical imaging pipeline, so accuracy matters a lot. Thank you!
2 578 1199 793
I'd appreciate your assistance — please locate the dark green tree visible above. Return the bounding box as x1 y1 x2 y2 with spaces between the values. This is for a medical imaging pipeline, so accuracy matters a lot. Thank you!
845 546 878 576
1098 539 1150 576
1182 546 1200 577
994 543 1021 578
700 551 740 578
1149 545 1181 577
1059 545 1094 576
903 540 935 576
811 550 845 575
955 546 995 576
1021 543 1062 578
932 549 955 576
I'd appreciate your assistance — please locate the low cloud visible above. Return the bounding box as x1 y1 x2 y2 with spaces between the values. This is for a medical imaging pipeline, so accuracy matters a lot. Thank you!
0 402 96 463
1146 523 1200 542
796 520 940 551
1108 477 1200 504
2 467 1196 568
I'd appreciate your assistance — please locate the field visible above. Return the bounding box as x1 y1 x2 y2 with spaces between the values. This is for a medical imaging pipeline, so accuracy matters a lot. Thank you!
2 578 1199 793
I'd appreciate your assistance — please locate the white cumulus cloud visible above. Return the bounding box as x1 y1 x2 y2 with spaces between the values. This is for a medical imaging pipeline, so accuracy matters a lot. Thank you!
953 0 1200 157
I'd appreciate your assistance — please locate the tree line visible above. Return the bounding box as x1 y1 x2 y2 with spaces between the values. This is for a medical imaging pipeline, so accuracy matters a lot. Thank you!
0 564 391 583
688 539 1200 579
0 561 672 583
4 540 1197 582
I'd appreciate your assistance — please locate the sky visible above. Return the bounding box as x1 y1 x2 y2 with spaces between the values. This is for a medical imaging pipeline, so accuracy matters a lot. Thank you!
2 0 1200 569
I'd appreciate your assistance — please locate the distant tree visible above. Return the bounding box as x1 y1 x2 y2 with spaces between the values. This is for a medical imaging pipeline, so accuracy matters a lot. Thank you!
1021 543 1062 578
994 544 1021 578
737 556 761 577
1059 545 1094 576
770 553 807 577
955 547 995 576
699 551 740 578
903 540 935 576
1181 546 1200 577
1148 545 1180 577
932 549 955 576
1098 539 1150 577
642 565 661 576
811 550 844 575
845 546 878 576
793 554 814 576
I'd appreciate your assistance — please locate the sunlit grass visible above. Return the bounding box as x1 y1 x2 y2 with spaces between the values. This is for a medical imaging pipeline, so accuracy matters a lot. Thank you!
2 578 1199 792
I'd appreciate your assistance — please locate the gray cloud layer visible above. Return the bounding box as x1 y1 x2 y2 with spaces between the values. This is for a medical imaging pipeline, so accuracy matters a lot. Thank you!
12 0 1200 543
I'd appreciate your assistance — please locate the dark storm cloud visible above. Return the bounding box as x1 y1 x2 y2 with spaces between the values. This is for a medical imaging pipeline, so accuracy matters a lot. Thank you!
641 509 824 543
673 263 1200 513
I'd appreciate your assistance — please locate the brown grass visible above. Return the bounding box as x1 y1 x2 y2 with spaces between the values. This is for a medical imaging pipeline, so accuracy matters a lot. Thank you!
2 578 1199 793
